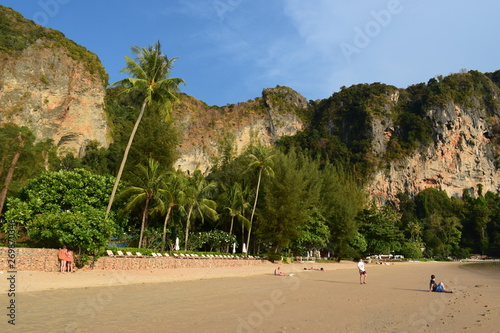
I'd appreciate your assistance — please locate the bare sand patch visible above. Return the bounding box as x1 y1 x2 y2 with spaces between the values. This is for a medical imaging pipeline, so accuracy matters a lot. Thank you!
1 261 499 332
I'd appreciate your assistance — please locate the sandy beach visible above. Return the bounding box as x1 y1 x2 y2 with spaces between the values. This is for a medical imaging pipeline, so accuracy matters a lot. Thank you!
1 260 499 332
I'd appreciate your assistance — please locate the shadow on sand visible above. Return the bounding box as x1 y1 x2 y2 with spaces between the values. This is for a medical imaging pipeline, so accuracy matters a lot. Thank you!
393 288 429 292
315 279 359 285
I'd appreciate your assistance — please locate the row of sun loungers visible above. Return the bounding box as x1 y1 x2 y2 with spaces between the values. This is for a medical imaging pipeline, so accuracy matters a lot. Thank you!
106 250 260 260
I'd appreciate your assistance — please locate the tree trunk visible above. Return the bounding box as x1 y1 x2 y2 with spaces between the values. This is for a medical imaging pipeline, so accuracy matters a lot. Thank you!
246 168 262 255
160 204 173 253
184 205 194 251
138 197 150 248
106 99 148 218
226 214 236 252
0 135 25 215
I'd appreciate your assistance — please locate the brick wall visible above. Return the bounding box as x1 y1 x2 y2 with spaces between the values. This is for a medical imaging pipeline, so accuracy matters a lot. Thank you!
0 247 268 272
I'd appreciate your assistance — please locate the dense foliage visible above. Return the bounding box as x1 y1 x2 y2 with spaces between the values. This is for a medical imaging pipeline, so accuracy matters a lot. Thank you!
4 169 120 264
1 21 500 261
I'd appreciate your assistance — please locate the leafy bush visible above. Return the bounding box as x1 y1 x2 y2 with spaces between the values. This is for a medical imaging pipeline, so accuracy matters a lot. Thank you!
27 208 116 265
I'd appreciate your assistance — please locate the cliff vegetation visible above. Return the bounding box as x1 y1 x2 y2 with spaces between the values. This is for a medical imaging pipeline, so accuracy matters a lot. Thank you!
0 5 108 86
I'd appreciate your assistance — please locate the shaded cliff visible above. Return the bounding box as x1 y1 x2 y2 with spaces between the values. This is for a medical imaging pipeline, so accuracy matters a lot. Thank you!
0 6 109 156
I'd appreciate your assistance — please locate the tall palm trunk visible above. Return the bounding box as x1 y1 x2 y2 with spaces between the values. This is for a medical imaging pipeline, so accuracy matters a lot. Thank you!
138 196 150 248
161 204 174 253
246 167 262 255
106 99 148 218
226 214 236 253
184 204 194 251
0 135 25 215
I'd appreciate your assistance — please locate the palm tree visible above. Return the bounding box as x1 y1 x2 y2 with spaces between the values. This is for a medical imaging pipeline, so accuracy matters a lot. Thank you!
0 125 34 215
152 170 187 252
118 158 165 248
105 41 185 218
245 144 275 255
183 170 218 251
219 182 250 251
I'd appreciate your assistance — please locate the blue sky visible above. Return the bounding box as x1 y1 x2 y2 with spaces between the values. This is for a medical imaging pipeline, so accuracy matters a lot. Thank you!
3 0 500 106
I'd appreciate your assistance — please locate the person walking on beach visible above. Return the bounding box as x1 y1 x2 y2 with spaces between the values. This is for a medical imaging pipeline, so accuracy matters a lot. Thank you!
358 258 367 284
429 274 453 293
58 246 68 273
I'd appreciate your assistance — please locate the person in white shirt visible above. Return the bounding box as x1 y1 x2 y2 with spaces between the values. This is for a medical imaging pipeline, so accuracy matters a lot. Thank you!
357 258 367 284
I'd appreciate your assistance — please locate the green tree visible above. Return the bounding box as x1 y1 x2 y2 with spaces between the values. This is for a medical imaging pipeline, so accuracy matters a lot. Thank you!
183 170 218 250
4 169 118 261
415 188 463 257
27 208 115 265
5 168 116 222
218 182 250 251
357 205 405 255
322 163 366 261
0 124 35 215
462 191 490 255
118 158 165 248
292 210 330 255
245 144 275 254
81 140 111 175
257 150 321 254
152 170 187 252
106 41 185 217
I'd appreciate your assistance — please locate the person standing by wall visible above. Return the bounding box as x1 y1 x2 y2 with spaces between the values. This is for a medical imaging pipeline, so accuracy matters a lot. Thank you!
58 246 68 273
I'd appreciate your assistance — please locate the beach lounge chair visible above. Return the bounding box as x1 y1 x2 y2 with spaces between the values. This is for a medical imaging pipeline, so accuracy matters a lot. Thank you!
164 253 170 257
135 252 143 257
156 253 163 257
173 253 180 258
106 250 116 257
126 252 136 257
151 253 158 257
116 251 126 257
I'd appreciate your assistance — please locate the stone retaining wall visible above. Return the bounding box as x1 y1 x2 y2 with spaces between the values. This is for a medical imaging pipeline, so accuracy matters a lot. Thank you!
0 247 267 272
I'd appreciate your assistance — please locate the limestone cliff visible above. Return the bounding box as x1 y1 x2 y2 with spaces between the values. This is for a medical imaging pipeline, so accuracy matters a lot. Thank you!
0 6 109 157
366 74 500 203
172 86 307 173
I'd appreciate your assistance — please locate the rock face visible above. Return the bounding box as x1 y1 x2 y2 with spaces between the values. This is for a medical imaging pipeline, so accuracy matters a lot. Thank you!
0 6 109 157
0 42 109 156
172 86 307 173
369 100 500 203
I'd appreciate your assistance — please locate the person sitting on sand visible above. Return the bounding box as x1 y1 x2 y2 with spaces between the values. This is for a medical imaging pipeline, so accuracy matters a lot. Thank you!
429 274 453 293
358 258 367 284
58 246 68 273
274 267 287 276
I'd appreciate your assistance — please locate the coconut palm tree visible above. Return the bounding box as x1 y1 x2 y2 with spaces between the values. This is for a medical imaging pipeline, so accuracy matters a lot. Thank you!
0 124 34 215
152 170 187 252
183 170 218 251
219 182 250 251
245 144 275 255
118 158 165 248
105 41 185 218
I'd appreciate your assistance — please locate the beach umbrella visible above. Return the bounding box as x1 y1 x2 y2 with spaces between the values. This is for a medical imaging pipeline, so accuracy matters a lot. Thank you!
175 237 180 251
232 242 236 254
242 243 247 254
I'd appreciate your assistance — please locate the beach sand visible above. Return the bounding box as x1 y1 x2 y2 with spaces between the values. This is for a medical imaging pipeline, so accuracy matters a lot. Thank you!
1 261 499 332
